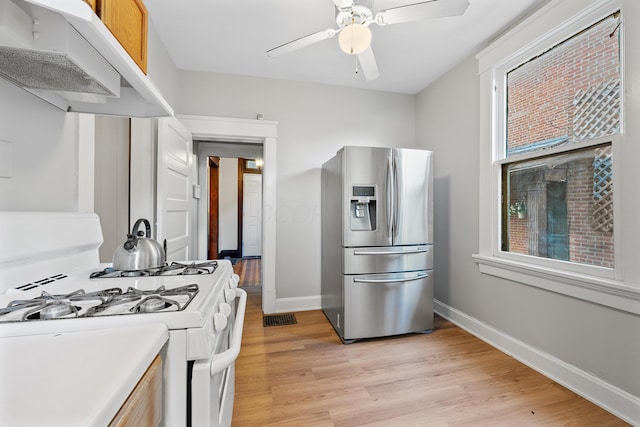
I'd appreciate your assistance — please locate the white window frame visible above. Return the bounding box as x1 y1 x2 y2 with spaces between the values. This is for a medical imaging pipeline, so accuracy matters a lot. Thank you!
474 0 640 315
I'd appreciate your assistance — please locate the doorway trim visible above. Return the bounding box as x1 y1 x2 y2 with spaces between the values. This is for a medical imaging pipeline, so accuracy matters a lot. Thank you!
178 114 277 314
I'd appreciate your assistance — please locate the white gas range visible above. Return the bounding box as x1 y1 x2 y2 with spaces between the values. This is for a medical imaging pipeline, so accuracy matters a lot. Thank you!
0 212 246 426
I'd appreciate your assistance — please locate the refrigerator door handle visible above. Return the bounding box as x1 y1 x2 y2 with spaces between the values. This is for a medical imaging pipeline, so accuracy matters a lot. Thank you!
393 157 405 241
392 155 399 239
353 248 429 256
386 156 393 237
353 273 429 284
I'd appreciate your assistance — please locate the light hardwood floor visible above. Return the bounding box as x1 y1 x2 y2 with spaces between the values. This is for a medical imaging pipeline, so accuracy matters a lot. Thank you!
233 258 261 287
232 280 627 426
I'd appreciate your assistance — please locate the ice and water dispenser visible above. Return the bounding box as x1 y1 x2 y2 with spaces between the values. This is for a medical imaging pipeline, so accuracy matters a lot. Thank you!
350 185 376 231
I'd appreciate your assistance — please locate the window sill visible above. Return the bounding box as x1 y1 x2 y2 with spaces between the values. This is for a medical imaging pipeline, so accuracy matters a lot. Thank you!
472 254 640 315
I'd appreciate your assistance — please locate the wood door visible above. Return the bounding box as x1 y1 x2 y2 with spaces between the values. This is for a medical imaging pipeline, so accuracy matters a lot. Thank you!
242 174 262 257
157 117 193 261
208 157 220 259
546 181 569 260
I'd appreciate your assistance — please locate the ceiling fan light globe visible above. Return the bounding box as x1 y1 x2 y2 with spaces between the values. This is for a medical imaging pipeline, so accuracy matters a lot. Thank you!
338 23 371 55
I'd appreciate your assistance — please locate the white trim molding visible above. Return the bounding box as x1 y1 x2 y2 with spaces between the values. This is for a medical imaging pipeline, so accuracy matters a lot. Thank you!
435 299 640 425
473 255 640 315
275 296 321 314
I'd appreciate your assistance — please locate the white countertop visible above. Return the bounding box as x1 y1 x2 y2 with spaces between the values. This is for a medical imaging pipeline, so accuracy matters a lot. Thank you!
0 323 168 426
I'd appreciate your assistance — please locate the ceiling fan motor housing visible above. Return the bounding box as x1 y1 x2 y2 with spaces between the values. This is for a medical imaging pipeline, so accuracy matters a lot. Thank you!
336 4 373 28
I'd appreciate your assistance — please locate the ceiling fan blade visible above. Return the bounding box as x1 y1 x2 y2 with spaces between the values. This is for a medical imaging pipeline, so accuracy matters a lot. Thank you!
332 0 354 9
267 29 337 57
375 0 470 26
357 47 380 81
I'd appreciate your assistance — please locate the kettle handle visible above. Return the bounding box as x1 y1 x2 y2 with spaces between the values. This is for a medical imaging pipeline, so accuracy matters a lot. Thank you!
131 218 152 238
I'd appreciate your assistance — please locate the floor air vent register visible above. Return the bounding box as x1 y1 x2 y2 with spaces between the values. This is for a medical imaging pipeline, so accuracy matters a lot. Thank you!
263 313 297 327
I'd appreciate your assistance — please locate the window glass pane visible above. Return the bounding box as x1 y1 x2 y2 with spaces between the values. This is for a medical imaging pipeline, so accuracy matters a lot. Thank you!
506 13 620 156
502 144 613 269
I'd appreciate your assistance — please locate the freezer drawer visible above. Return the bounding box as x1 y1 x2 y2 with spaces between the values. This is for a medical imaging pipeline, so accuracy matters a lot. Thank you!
343 245 433 274
343 270 433 340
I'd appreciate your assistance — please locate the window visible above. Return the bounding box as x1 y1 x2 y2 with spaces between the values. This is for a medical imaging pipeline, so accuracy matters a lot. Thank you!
475 0 640 314
502 144 613 268
498 11 620 274
242 158 263 173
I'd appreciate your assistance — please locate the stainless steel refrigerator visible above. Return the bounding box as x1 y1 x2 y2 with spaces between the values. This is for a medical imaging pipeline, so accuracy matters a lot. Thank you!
321 146 434 343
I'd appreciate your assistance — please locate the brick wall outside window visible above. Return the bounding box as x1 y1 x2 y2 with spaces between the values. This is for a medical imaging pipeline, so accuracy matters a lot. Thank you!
504 14 618 268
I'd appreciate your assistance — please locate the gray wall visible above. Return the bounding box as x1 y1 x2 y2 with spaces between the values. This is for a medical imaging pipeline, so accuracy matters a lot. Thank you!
0 78 79 212
146 19 180 110
175 72 416 299
415 54 640 404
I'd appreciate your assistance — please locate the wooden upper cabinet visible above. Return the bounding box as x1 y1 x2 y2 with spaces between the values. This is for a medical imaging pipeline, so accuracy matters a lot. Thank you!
84 0 97 12
97 0 148 74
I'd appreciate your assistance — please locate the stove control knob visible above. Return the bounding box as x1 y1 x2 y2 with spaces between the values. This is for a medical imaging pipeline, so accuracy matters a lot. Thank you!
219 302 232 317
224 289 236 303
230 274 240 289
214 312 228 331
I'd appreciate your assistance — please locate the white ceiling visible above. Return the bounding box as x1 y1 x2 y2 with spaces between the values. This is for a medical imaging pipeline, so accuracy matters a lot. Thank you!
144 0 546 94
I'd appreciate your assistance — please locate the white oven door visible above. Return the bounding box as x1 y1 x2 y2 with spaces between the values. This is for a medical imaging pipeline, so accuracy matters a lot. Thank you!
190 288 247 427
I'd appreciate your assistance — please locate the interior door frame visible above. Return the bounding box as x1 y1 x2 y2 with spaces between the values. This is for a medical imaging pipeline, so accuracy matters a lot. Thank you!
179 114 277 314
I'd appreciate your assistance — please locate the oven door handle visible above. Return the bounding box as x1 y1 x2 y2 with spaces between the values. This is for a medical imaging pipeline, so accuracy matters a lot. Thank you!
209 288 247 377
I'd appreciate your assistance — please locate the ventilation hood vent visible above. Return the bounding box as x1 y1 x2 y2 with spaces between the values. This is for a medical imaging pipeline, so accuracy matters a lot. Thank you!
0 47 118 97
0 0 173 117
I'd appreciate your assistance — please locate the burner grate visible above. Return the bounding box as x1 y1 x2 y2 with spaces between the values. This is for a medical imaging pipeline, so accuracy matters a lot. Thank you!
263 313 297 327
90 261 218 278
0 284 200 323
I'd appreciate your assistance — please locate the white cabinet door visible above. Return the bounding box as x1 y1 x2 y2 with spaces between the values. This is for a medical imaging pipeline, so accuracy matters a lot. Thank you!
242 173 262 257
157 117 193 261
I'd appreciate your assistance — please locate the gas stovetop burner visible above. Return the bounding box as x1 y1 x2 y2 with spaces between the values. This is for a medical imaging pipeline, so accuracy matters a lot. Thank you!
0 290 85 321
89 261 218 278
34 301 79 320
132 296 178 313
121 270 150 277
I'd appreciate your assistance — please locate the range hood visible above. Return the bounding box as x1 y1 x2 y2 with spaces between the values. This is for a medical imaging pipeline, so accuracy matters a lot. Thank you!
0 0 173 117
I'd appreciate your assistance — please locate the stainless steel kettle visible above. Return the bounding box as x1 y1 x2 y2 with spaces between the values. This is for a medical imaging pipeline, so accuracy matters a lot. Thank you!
112 218 166 271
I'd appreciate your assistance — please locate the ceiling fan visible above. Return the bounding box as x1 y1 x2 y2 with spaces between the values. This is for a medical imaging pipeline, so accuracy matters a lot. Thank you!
266 0 470 81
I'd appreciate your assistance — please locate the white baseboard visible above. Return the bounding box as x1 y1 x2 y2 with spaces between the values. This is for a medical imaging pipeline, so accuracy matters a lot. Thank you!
275 295 321 313
434 299 640 425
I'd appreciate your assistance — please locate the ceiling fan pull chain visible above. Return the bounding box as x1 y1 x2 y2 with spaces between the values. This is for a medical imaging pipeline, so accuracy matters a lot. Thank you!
355 55 359 75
